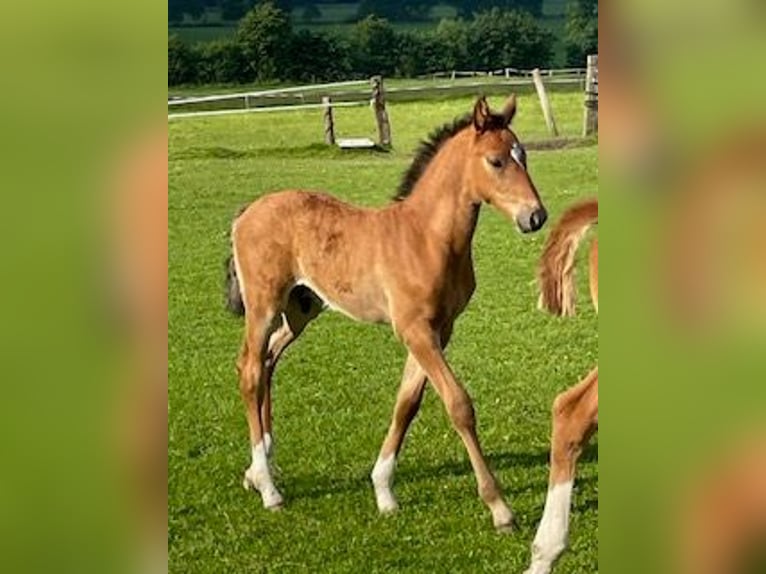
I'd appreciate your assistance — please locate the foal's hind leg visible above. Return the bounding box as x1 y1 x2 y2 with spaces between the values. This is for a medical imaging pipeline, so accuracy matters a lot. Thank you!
238 303 284 510
260 286 323 458
371 323 454 513
526 367 598 574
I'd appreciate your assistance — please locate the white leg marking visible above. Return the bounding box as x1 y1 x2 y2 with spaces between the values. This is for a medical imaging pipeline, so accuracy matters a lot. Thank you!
525 481 574 574
371 454 398 513
243 441 283 510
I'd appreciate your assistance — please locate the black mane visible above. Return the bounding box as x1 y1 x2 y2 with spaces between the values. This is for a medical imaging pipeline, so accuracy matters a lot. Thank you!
393 111 507 201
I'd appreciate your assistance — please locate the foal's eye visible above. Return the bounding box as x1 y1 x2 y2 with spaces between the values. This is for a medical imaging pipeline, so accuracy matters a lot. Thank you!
487 157 504 169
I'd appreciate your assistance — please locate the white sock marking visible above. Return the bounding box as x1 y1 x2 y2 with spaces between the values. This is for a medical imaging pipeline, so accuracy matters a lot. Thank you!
245 441 282 509
371 454 398 513
525 481 574 574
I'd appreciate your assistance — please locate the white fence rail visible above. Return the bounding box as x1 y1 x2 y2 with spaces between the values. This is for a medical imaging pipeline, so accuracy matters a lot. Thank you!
168 67 587 121
168 100 368 120
423 67 587 80
168 79 369 108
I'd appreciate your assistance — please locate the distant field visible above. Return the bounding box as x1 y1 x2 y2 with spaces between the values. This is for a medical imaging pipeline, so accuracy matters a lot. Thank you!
169 91 597 572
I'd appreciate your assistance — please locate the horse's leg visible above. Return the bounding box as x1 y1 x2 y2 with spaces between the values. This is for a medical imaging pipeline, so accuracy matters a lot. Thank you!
238 300 284 510
526 367 598 574
371 353 426 512
401 321 513 531
260 286 323 459
371 322 454 513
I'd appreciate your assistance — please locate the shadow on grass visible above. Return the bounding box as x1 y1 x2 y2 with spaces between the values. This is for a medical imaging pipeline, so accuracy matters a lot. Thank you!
284 442 598 502
170 143 391 162
169 139 595 163
525 136 597 151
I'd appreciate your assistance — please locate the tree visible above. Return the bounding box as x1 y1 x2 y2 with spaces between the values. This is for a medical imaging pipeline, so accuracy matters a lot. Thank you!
196 39 249 84
394 32 428 77
433 18 470 71
284 30 351 82
348 16 400 77
467 8 553 70
168 35 198 85
236 2 292 81
453 0 543 19
564 0 597 66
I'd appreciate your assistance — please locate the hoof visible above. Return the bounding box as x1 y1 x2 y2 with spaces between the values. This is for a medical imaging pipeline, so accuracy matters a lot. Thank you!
373 486 399 515
490 501 515 533
377 500 399 515
263 495 284 511
523 561 552 574
243 469 284 510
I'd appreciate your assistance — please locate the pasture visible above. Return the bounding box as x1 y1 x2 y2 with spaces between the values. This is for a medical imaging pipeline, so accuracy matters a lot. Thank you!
169 91 597 572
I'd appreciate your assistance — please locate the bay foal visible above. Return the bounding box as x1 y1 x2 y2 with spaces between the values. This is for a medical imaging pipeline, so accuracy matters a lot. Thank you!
526 198 598 573
225 96 547 530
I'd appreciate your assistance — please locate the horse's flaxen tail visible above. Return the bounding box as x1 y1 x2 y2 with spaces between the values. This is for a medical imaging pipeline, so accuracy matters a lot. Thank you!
537 198 598 317
224 207 247 317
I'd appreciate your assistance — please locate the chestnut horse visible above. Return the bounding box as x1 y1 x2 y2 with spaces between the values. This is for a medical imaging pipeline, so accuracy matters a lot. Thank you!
224 95 547 530
526 198 598 573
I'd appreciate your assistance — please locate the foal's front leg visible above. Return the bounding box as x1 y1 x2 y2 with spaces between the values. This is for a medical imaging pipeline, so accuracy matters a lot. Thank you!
526 367 598 574
402 322 514 531
372 322 454 513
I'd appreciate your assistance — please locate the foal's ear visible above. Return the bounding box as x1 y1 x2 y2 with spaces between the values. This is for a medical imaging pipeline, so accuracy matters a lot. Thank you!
501 94 517 126
473 96 491 133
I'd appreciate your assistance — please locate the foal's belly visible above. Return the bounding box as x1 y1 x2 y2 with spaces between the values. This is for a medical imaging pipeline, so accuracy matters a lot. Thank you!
295 277 391 324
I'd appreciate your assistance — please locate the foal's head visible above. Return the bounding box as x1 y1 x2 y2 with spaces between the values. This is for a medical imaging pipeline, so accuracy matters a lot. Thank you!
467 95 547 233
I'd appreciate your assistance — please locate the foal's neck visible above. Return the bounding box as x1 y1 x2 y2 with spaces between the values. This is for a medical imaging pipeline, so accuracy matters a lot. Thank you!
401 129 480 253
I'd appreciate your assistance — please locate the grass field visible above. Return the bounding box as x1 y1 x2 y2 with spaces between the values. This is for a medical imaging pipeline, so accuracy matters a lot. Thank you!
169 91 597 572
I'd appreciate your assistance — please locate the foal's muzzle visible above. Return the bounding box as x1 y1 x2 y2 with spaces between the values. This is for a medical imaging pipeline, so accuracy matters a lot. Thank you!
516 206 548 233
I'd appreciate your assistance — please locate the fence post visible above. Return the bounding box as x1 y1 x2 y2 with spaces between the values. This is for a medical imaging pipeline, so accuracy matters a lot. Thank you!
322 96 335 145
531 68 559 137
583 54 598 137
370 75 391 147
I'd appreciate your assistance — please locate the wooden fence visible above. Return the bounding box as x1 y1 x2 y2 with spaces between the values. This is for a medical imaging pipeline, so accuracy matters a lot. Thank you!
583 55 598 137
168 62 598 145
168 68 588 119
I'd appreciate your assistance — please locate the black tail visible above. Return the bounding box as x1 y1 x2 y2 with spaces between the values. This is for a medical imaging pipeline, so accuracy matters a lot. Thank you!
224 254 245 316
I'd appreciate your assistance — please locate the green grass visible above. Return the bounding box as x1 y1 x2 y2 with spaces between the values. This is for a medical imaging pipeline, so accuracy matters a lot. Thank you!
169 92 597 572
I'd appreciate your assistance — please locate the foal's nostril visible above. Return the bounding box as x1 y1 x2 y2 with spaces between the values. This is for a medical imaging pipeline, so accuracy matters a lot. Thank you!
530 207 548 231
